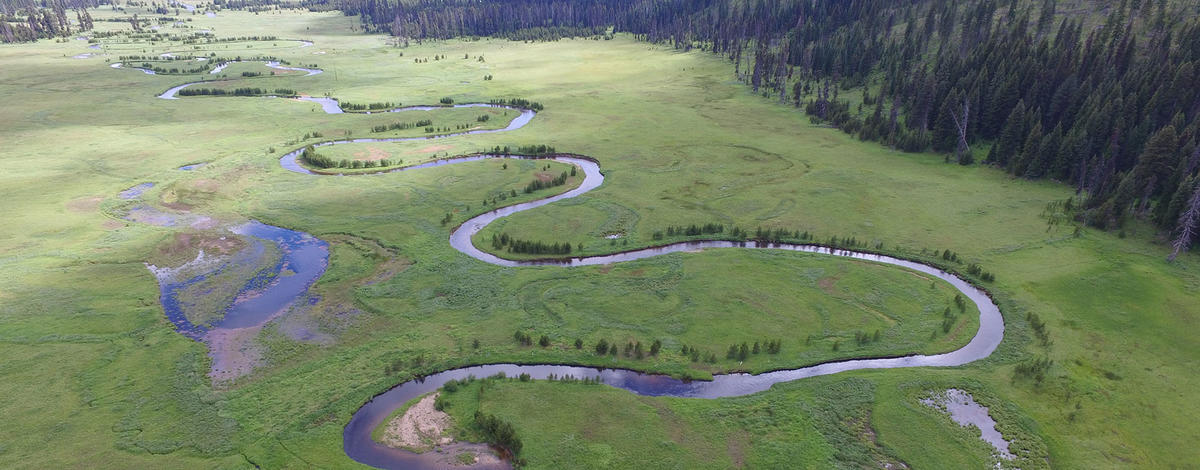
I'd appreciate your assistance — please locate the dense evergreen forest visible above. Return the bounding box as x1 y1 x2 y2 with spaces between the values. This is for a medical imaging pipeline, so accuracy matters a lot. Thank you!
0 0 96 42
333 0 1200 258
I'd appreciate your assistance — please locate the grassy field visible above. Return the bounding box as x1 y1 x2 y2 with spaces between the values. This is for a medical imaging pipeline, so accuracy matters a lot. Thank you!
0 4 1197 469
435 373 1048 470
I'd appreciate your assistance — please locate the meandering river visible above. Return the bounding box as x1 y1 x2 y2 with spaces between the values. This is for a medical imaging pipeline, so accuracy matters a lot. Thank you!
143 63 1006 469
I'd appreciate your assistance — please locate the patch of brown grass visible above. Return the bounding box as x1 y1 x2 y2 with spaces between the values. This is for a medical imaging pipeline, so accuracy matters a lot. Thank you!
66 196 103 213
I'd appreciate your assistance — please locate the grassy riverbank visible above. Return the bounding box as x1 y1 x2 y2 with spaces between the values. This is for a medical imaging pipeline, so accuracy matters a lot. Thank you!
433 372 1046 469
0 5 1196 470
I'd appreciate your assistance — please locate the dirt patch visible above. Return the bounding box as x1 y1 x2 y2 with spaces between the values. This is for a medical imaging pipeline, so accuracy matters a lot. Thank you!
364 257 411 285
817 272 844 294
597 265 613 274
162 201 194 212
102 219 125 230
356 146 392 161
845 411 909 469
627 268 645 277
534 171 555 182
156 231 246 266
67 196 103 213
206 324 264 383
382 393 454 451
726 429 749 468
190 178 222 192
417 144 453 153
905 271 934 283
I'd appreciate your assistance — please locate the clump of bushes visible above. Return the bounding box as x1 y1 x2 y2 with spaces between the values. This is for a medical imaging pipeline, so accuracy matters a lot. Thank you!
523 171 568 193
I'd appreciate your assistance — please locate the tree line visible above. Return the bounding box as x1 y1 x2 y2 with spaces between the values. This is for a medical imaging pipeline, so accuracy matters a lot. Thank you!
489 98 544 111
592 338 663 359
493 233 572 255
335 0 1200 259
648 219 998 283
299 145 396 169
725 339 783 361
1 0 94 43
484 144 558 156
370 119 431 133
340 100 399 111
177 87 297 97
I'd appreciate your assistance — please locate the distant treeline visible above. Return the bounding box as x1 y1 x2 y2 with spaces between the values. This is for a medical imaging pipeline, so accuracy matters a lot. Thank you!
1 3 94 43
177 87 296 97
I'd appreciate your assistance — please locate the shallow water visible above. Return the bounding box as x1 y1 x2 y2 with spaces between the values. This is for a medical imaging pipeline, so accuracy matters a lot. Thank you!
218 222 329 329
151 221 329 338
157 61 322 100
118 182 155 199
267 61 321 76
209 61 235 74
922 389 1014 460
296 96 342 114
111 62 156 75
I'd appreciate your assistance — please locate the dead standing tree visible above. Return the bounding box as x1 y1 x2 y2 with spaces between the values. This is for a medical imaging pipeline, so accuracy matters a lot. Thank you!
1168 183 1200 261
949 99 971 164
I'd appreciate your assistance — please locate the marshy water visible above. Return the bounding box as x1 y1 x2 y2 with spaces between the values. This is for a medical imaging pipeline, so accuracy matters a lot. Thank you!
922 389 1015 461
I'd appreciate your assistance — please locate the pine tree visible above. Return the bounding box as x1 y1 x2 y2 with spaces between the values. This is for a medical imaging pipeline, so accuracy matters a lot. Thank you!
989 100 1027 165
1013 121 1044 176
1132 126 1180 200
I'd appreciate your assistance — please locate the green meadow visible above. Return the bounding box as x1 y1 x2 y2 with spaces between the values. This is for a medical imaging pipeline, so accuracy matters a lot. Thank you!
0 5 1196 469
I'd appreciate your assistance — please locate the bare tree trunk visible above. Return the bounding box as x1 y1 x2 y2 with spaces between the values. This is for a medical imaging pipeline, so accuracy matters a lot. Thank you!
949 100 971 161
888 97 899 149
1169 183 1200 261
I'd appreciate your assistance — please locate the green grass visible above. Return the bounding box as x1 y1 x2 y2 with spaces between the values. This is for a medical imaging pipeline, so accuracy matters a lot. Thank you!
433 373 1047 469
0 5 1197 470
